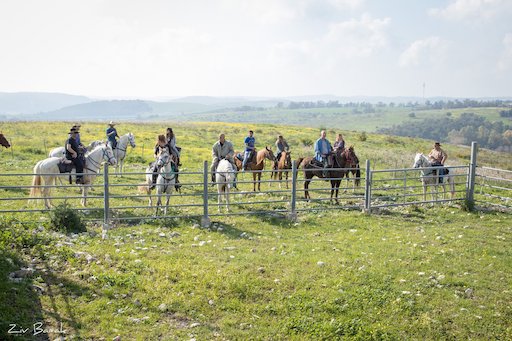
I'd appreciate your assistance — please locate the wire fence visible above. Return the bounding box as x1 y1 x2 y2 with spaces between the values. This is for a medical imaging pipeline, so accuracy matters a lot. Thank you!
1 142 510 234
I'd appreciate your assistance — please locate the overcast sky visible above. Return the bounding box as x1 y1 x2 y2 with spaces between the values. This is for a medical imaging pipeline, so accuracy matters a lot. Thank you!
1 0 511 99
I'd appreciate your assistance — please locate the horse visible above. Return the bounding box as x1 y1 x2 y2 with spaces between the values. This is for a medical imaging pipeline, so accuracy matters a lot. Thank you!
339 146 361 190
215 159 236 212
49 140 104 157
299 147 358 204
413 153 455 202
0 133 11 149
271 151 292 189
234 147 275 191
30 144 117 209
154 149 177 215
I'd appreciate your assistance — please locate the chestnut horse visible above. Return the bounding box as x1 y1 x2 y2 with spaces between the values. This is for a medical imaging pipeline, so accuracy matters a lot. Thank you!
0 133 10 149
298 147 358 204
234 147 275 191
271 151 292 188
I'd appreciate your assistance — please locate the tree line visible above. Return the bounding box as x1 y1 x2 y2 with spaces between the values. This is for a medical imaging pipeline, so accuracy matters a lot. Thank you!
378 112 512 152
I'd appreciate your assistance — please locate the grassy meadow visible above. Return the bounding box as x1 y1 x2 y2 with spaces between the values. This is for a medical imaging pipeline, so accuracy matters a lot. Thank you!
0 121 511 339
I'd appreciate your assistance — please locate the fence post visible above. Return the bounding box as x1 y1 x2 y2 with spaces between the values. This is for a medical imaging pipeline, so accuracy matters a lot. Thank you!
102 163 110 239
466 141 477 209
201 160 211 228
289 160 297 221
364 159 372 213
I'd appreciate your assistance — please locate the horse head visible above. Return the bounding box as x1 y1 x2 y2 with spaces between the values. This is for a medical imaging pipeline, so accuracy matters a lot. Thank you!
128 132 136 148
156 149 171 167
283 151 292 168
339 145 357 167
265 146 276 162
413 153 427 169
0 133 10 148
103 144 117 166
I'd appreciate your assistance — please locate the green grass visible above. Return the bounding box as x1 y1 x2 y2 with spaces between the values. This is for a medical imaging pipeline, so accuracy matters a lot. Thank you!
1 208 511 339
0 121 511 339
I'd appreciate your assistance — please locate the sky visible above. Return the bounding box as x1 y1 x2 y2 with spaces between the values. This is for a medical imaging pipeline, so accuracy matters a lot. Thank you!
1 0 511 99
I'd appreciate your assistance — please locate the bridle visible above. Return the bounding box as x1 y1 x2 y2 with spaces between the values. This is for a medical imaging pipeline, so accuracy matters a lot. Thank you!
85 147 116 172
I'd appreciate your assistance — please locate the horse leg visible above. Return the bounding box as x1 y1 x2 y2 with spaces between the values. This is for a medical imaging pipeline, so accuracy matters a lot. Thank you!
155 191 161 215
42 176 53 209
164 191 171 215
217 185 222 212
335 180 340 205
304 179 310 202
81 184 88 207
225 186 230 212
422 181 427 202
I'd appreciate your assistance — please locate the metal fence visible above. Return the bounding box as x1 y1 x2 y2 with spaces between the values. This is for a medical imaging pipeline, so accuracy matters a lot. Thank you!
1 142 510 235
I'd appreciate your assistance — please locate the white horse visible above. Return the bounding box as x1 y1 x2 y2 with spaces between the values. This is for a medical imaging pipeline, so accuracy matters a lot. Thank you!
138 150 167 207
413 153 455 202
111 133 136 176
49 140 104 158
30 144 117 209
155 149 177 215
215 159 236 212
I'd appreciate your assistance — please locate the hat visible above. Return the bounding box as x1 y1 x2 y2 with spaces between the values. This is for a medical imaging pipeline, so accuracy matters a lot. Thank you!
109 120 116 126
434 142 441 146
69 128 77 133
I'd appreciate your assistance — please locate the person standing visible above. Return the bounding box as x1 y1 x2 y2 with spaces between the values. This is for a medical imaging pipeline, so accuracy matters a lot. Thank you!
242 130 255 171
314 130 332 177
106 121 119 149
66 128 84 184
428 142 448 183
211 133 236 186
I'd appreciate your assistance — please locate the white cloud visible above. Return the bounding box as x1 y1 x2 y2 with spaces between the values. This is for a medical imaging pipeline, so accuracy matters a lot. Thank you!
429 0 508 21
497 33 512 71
325 14 390 58
328 0 364 10
399 37 448 67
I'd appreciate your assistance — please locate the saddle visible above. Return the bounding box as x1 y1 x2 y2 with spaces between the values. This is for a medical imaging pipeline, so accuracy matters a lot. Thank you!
58 158 74 174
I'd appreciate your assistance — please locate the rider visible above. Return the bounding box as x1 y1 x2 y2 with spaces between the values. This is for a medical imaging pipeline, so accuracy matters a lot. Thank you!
242 130 255 171
66 128 84 184
72 123 86 154
274 135 289 170
106 121 119 150
333 133 345 153
150 135 167 190
428 141 447 183
211 133 236 187
314 130 333 178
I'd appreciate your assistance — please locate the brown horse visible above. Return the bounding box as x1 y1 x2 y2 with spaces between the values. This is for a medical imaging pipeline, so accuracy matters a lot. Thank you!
271 151 292 188
298 147 358 204
234 147 275 191
340 146 361 189
0 133 10 149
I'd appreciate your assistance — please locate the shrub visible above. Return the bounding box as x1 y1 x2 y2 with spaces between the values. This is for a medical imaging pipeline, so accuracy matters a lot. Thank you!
409 112 416 118
49 203 86 233
358 131 368 142
301 138 313 147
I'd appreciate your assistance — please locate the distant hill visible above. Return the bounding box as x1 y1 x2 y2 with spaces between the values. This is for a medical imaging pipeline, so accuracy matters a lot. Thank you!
0 92 91 116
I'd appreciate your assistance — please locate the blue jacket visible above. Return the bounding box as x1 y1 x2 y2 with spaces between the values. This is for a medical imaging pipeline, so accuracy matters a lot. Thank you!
314 138 332 162
244 136 255 152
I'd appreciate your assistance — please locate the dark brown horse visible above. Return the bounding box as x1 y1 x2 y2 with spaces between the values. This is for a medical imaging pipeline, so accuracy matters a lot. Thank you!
0 133 10 149
340 146 361 189
298 147 358 204
234 147 275 191
271 151 292 188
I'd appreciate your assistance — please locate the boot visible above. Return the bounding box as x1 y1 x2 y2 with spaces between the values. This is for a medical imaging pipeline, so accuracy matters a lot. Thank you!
149 168 158 190
174 173 182 191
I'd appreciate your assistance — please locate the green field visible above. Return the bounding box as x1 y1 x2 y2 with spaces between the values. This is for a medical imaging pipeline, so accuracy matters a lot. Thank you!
0 121 511 340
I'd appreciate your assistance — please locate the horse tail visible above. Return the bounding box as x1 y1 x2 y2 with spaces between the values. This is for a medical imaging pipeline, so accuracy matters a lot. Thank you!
30 161 43 197
295 157 305 169
138 183 150 195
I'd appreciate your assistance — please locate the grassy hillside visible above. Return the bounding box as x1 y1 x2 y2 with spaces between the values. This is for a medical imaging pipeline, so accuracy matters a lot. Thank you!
0 121 511 339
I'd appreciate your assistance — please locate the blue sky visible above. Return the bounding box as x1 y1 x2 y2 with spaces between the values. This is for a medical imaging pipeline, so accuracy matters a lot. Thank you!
0 0 511 98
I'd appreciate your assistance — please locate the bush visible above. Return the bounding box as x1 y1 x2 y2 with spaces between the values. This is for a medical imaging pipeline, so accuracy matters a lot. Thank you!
49 203 86 233
301 138 313 147
358 131 368 142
